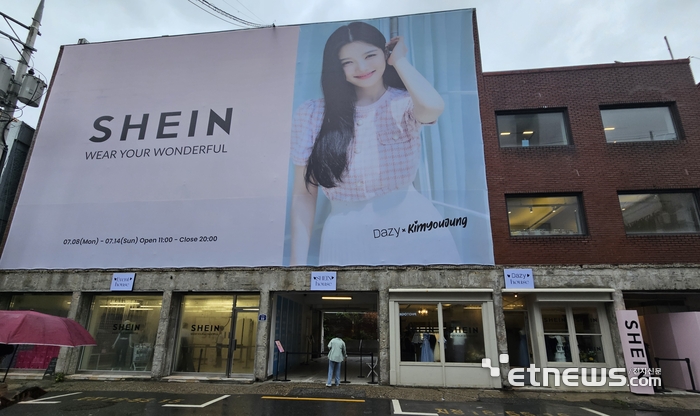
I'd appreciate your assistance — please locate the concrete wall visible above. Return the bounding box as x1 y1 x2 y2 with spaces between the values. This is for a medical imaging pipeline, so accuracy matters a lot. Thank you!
2 264 699 384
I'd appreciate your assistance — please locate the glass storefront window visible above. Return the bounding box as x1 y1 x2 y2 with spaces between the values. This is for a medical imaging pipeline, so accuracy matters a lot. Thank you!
9 294 71 316
399 304 439 362
540 305 609 365
541 307 572 363
176 294 259 374
443 304 485 363
236 295 260 308
2 294 71 371
398 302 486 364
573 307 605 363
79 295 162 372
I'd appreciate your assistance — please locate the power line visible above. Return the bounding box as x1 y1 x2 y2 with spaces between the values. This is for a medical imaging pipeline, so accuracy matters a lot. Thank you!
187 0 249 28
2 17 25 59
222 0 263 24
189 0 266 28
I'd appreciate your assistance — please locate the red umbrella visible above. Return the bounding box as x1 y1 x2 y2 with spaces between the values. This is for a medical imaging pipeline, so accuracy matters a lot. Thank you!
0 310 96 382
0 310 96 347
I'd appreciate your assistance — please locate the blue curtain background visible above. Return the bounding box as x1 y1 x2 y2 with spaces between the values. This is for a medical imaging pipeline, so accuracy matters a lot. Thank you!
283 10 494 265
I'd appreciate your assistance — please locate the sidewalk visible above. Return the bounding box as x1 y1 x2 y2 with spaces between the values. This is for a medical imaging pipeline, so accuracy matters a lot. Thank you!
3 378 700 413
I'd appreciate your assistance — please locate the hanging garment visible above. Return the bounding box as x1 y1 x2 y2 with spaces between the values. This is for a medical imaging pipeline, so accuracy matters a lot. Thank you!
420 333 434 362
518 331 530 367
433 334 445 362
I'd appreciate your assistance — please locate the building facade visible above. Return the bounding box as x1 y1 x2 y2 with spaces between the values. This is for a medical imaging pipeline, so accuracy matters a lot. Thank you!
1 10 699 391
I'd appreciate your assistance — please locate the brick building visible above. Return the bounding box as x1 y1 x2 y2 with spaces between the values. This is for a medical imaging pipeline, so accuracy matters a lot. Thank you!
479 59 700 390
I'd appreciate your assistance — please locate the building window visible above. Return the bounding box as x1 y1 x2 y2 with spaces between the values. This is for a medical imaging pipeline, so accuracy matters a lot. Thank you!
398 302 486 363
541 305 606 365
79 295 163 372
506 195 586 236
496 111 570 147
619 192 700 234
601 106 678 143
3 294 71 371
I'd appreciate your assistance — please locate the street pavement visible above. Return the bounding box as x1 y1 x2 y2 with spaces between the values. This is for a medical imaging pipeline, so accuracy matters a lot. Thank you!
2 379 700 415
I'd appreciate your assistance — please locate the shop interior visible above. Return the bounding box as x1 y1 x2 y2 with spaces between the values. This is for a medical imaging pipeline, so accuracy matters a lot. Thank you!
624 291 700 391
271 291 379 383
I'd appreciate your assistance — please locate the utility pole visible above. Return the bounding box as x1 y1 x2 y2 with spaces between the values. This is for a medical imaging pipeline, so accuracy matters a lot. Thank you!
0 0 45 171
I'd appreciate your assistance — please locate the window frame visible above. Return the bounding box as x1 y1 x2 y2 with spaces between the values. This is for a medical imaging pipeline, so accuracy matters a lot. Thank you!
505 193 588 237
535 303 614 368
600 103 681 144
618 190 700 235
495 108 573 148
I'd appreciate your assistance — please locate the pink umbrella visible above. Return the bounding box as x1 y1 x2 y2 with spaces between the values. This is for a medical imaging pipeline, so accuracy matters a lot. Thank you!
0 310 96 347
0 310 96 382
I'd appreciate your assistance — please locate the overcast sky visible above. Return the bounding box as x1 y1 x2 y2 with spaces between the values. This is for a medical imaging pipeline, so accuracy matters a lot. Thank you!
2 0 699 128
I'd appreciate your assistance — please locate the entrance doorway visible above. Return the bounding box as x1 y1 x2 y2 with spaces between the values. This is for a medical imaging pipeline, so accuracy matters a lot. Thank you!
503 294 533 385
175 294 259 376
270 291 378 383
624 291 700 391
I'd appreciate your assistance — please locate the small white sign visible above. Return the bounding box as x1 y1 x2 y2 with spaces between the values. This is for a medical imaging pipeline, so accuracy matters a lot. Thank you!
110 272 135 291
504 268 534 289
310 271 337 291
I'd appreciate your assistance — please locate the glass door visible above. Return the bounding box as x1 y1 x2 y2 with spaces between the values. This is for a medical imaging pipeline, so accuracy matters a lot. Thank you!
227 295 259 376
176 294 259 375
227 310 258 375
176 295 234 374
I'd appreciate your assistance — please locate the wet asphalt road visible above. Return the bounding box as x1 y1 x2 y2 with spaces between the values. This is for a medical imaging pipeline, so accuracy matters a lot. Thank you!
2 391 698 416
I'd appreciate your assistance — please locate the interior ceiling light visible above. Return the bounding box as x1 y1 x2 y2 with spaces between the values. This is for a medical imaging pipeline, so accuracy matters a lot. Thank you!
604 127 615 131
500 132 511 136
522 131 534 135
322 296 352 300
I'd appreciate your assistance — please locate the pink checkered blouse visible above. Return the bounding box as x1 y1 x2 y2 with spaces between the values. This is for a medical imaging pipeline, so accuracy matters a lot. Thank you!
291 88 426 202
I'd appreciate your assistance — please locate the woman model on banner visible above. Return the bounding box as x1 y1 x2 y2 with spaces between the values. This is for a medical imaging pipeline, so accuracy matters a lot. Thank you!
290 21 460 266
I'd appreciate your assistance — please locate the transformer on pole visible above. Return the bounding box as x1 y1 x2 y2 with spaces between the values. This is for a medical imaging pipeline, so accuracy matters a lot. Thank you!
0 0 46 171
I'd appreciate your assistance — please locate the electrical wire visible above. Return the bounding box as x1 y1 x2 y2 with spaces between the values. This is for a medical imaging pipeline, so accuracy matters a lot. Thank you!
2 16 25 58
31 65 47 83
190 0 266 28
222 0 263 25
3 16 21 41
187 0 249 28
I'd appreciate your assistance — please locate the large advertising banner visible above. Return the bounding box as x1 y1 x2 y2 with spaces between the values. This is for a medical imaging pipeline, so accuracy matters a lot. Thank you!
0 9 493 269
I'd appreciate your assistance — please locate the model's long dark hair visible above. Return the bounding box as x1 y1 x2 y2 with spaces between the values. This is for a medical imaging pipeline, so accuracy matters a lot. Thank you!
305 22 406 189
